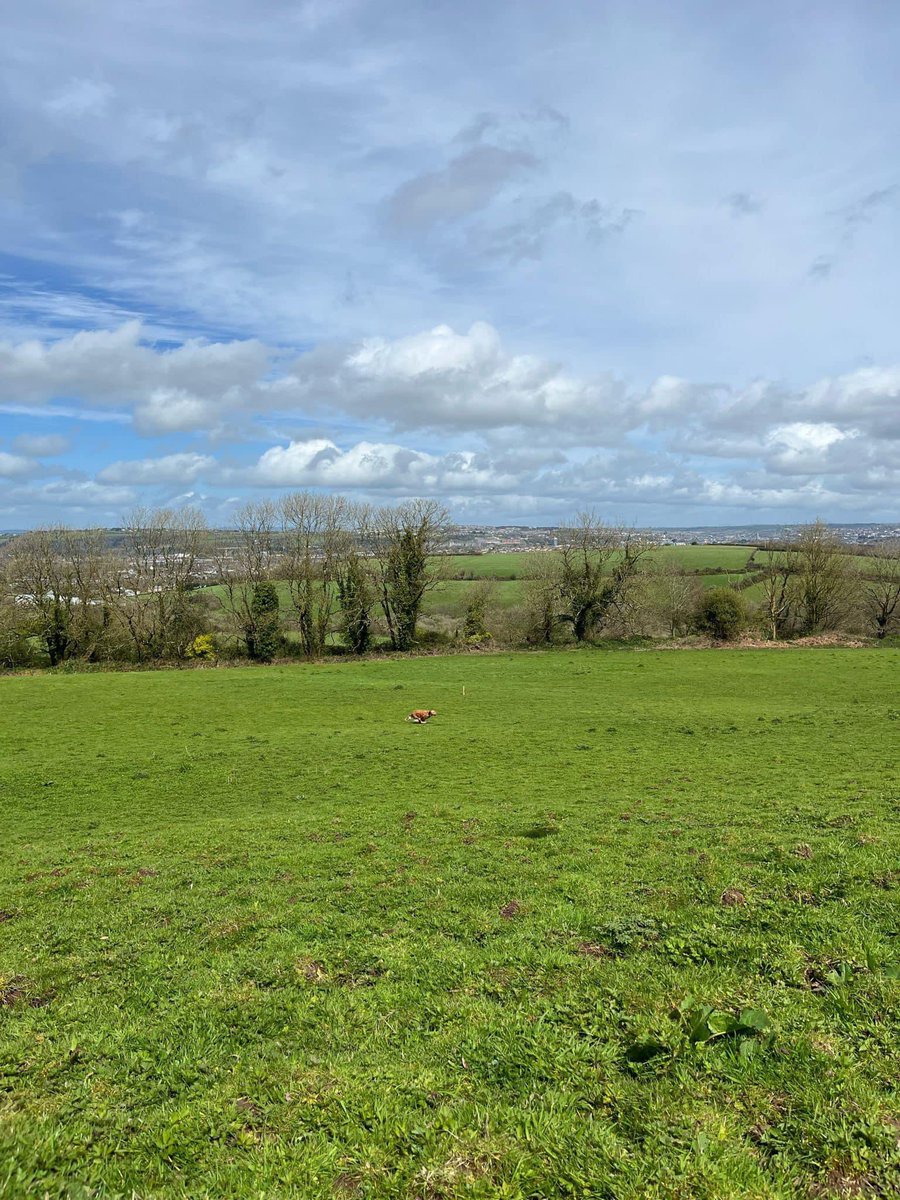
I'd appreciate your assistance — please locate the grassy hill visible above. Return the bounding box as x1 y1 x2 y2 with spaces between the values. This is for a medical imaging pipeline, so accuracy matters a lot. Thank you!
1 648 898 1198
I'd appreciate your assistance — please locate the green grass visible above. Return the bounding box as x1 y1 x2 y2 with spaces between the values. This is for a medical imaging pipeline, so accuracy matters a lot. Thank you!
444 546 758 578
653 545 757 572
2 649 898 1199
425 579 523 617
439 552 539 579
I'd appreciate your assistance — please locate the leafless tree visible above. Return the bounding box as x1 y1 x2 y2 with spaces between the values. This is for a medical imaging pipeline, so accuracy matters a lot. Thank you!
212 501 280 656
278 492 346 657
793 520 852 634
862 539 900 639
653 558 703 638
2 526 109 665
757 543 796 640
110 507 208 659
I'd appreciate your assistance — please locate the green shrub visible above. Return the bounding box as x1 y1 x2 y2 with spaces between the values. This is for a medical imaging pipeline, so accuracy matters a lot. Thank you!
460 588 492 645
249 582 282 662
693 587 747 641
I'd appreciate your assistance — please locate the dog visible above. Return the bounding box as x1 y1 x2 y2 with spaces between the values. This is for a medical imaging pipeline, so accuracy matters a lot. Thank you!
407 709 437 724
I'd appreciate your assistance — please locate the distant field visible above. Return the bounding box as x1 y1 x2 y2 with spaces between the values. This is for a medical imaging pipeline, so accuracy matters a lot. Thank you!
652 544 758 571
1 649 898 1198
440 551 538 578
443 544 758 578
199 546 764 629
424 578 522 616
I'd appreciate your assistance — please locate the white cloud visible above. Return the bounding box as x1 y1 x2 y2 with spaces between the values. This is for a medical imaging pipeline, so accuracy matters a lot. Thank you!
767 422 852 455
98 451 215 485
236 439 517 493
0 451 36 479
5 480 135 512
0 319 898 520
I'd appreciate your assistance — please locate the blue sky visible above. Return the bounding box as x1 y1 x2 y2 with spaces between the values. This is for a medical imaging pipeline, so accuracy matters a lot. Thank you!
1 0 898 527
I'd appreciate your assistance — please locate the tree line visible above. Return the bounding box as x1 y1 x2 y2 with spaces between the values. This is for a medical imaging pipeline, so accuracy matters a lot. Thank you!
0 500 898 669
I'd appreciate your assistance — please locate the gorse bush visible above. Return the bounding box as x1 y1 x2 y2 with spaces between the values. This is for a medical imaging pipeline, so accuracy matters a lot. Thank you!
187 633 218 662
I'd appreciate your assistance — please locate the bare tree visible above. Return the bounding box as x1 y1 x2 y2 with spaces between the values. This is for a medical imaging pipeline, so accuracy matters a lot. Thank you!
212 501 280 658
794 520 852 634
863 539 900 639
368 500 450 650
110 507 208 660
521 553 561 644
653 558 703 638
757 543 796 640
2 526 108 665
279 492 345 657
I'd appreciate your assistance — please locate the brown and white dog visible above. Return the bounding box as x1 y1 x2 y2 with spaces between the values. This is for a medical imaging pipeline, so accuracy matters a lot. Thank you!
407 709 437 724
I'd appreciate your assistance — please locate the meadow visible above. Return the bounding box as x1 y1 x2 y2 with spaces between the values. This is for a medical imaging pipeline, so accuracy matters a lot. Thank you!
1 648 898 1199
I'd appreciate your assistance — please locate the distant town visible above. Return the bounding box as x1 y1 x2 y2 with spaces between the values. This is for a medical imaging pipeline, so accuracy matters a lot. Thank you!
2 520 898 556
443 522 900 553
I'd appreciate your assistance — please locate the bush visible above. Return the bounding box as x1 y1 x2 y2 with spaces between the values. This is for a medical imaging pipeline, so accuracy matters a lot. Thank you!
0 630 42 669
187 633 218 662
460 585 493 646
693 588 747 641
249 581 282 662
415 626 455 648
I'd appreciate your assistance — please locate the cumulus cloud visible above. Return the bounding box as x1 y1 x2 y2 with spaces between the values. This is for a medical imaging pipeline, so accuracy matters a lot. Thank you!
0 319 898 519
2 479 135 513
0 322 271 434
233 439 518 493
98 451 216 485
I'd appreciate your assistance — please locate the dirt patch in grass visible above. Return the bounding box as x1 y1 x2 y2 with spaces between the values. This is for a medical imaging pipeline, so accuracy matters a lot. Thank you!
332 963 387 987
576 941 611 958
0 976 53 1008
332 1173 363 1197
297 958 327 983
809 1167 880 1197
803 959 844 993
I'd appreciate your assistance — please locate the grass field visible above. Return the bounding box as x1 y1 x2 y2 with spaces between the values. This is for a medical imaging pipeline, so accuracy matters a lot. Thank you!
443 546 758 578
199 546 763 628
1 649 899 1199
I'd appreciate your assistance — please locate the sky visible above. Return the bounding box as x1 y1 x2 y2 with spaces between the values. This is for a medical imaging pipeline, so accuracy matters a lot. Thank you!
1 0 899 528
